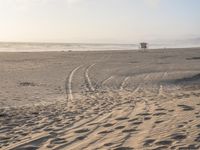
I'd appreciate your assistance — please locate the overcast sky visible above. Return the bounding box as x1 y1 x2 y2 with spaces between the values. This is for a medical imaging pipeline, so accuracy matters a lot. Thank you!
0 0 199 43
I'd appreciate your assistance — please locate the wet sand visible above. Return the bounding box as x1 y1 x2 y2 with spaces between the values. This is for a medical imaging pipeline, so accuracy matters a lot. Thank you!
0 48 200 150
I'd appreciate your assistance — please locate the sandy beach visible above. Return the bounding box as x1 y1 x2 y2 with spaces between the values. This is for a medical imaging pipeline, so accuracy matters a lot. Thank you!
0 48 200 150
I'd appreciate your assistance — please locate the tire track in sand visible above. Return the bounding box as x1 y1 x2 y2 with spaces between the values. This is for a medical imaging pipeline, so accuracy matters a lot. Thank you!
102 76 114 86
85 64 96 92
133 74 150 94
119 76 130 90
158 72 167 96
66 65 82 101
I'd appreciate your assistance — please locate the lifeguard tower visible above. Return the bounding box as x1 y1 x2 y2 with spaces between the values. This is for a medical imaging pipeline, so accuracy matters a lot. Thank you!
139 42 148 50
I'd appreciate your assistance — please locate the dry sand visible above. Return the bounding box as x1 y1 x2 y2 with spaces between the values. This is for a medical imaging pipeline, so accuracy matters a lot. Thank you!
0 48 200 150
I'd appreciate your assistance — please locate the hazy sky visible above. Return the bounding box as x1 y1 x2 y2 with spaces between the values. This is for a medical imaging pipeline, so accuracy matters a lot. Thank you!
0 0 199 43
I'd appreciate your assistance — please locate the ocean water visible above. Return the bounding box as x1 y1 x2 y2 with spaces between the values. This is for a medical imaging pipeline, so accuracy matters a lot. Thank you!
0 42 199 52
0 42 139 52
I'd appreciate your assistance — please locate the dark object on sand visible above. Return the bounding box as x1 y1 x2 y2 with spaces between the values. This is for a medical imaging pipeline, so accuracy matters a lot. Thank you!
19 82 36 87
186 57 200 60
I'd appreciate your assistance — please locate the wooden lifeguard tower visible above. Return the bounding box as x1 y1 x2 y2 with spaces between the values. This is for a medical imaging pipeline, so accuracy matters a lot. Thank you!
139 42 148 50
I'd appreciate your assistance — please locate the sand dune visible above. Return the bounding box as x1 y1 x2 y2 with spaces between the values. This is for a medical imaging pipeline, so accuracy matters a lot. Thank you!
0 48 200 150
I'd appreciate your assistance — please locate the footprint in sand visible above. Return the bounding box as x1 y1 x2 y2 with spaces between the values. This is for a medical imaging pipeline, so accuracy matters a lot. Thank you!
195 133 200 142
137 112 152 117
177 104 194 111
168 109 175 112
144 117 152 120
131 121 143 125
195 112 200 115
115 126 126 130
113 147 133 150
152 145 169 150
155 108 166 111
115 117 129 121
98 130 114 134
196 124 200 129
103 123 115 127
75 135 87 140
178 144 200 150
74 128 90 133
155 140 173 146
143 139 156 146
122 128 137 133
104 142 114 146
170 133 187 141
128 118 140 122
155 120 165 124
153 112 167 116
177 124 185 128
50 138 67 144
15 145 39 150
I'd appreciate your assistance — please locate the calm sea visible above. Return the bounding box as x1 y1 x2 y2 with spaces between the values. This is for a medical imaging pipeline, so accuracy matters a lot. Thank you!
0 42 199 52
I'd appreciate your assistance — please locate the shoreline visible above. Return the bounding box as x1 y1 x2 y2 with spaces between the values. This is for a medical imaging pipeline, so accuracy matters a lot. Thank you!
0 43 199 53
